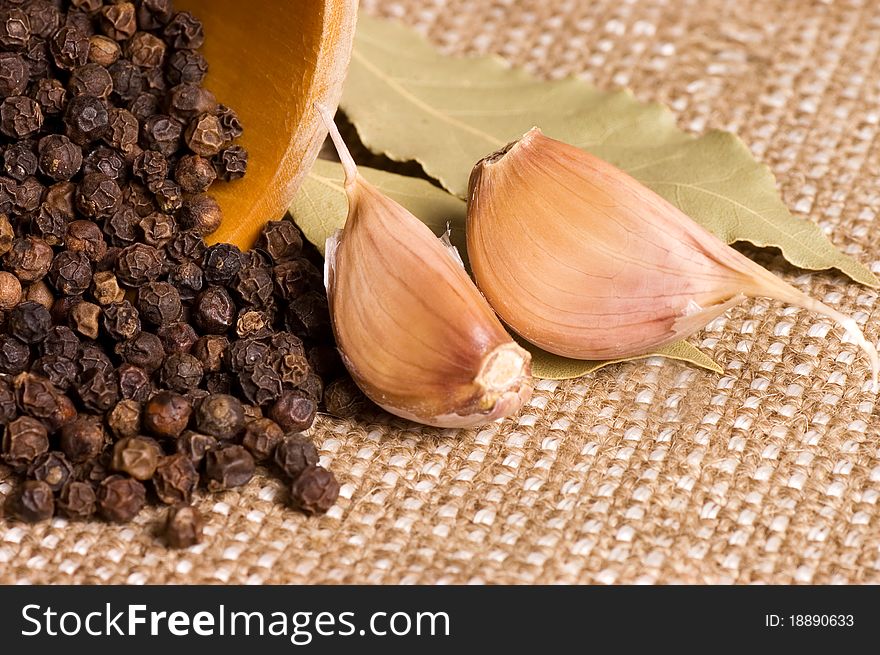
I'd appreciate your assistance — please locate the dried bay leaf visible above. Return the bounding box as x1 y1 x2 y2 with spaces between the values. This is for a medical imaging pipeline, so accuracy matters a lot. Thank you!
341 14 878 288
290 159 722 378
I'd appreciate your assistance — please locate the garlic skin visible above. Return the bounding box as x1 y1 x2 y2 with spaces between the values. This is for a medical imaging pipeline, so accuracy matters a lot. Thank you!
467 128 879 385
320 108 532 428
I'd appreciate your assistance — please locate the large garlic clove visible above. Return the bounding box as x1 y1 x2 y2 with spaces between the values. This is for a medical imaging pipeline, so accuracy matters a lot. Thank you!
319 107 532 428
467 128 879 386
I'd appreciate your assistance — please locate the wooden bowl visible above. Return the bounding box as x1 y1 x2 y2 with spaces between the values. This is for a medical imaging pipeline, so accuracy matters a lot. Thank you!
177 0 359 249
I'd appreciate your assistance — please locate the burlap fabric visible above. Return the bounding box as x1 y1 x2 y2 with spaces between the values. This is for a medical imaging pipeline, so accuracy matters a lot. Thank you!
3 0 880 584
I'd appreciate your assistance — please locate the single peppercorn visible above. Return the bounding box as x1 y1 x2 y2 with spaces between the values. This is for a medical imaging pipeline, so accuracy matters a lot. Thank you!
56 480 95 519
238 363 284 406
194 285 235 334
166 83 215 121
0 94 43 138
174 153 214 192
101 300 140 341
30 354 77 392
4 139 37 180
23 279 55 309
153 453 197 505
272 258 322 301
50 26 90 70
0 52 28 97
88 34 120 67
160 352 203 393
0 377 18 424
298 372 324 403
273 435 319 480
82 145 127 181
157 321 198 355
167 259 203 301
178 192 221 236
192 334 227 373
70 300 101 339
256 220 303 262
107 58 143 102
164 504 202 548
143 390 191 439
285 291 331 341
66 220 108 263
126 31 165 68
5 236 53 282
176 429 217 466
116 363 152 401
0 334 30 374
64 94 110 145
29 450 73 492
164 11 204 49
107 398 141 439
97 474 145 522
59 414 106 464
137 280 181 326
111 436 160 481
115 243 163 286
40 325 79 359
78 343 113 375
50 250 93 295
8 300 51 343
269 390 317 433
76 367 119 413
0 270 21 309
2 415 49 471
31 77 67 115
194 394 244 441
215 105 243 142
137 0 175 31
140 113 181 156
37 134 82 180
99 2 137 41
68 63 112 99
114 330 164 372
205 444 254 491
11 479 54 522
241 418 285 462
289 465 339 515
184 112 224 156
14 371 77 432
76 172 122 218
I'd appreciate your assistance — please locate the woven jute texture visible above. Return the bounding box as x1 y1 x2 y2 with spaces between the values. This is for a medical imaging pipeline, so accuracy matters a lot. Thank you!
4 0 880 585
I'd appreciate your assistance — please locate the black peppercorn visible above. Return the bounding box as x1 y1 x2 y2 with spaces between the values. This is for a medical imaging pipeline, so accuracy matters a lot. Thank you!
140 113 181 156
137 0 174 31
78 342 113 375
114 330 163 372
99 2 137 41
66 219 108 263
174 153 215 192
11 479 54 522
153 453 197 505
64 94 110 145
160 352 203 393
238 363 283 406
50 250 93 295
0 376 17 424
273 434 319 480
0 95 43 138
167 259 203 301
241 418 284 462
205 444 254 491
107 398 141 440
137 280 181 326
50 26 89 70
115 242 163 286
97 474 145 522
76 172 122 218
184 112 224 156
4 140 37 181
194 285 235 334
8 300 51 343
76 367 119 413
156 321 197 356
107 58 143 102
165 230 205 262
70 300 101 339
40 325 79 359
104 107 139 154
269 390 317 433
82 145 127 181
29 450 73 492
88 34 120 67
178 192 221 236
176 429 217 466
104 205 139 245
0 334 30 374
289 465 339 515
127 91 158 122
143 390 191 439
38 134 82 181
68 63 112 99
0 8 30 52
126 31 165 68
111 436 160 481
2 415 49 471
57 480 96 519
116 362 152 401
285 291 331 341
256 220 303 262
30 354 77 391
192 334 227 373
298 372 325 403
30 78 66 119
164 504 202 548
273 258 322 301
194 393 244 441
59 414 106 464
163 11 204 49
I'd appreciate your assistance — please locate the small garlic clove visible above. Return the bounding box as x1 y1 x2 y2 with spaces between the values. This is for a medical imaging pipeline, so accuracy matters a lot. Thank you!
318 106 532 428
467 128 879 387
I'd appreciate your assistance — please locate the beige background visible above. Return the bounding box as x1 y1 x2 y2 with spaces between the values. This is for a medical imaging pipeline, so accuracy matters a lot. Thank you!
3 0 880 584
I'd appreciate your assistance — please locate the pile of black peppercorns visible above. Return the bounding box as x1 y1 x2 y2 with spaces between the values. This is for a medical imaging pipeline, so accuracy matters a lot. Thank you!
0 0 365 547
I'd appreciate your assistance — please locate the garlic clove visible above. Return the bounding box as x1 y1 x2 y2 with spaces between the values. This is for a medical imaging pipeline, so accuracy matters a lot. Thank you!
467 128 879 387
318 106 532 428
